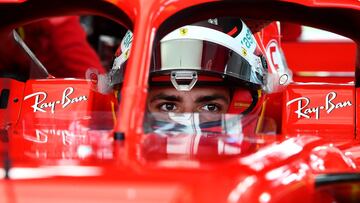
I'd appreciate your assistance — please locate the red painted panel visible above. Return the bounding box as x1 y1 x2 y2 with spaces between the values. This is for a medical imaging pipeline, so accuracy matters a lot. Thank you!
0 79 25 128
282 42 356 72
356 88 360 138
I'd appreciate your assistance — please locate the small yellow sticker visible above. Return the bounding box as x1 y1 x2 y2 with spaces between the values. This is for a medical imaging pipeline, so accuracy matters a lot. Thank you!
234 102 250 108
242 47 247 57
179 27 188 36
124 49 130 59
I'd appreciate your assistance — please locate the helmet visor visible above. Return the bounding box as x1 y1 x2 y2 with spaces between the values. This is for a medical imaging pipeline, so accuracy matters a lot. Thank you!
151 39 265 87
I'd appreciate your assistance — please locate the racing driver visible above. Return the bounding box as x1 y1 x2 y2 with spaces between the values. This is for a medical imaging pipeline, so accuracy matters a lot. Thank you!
110 18 288 135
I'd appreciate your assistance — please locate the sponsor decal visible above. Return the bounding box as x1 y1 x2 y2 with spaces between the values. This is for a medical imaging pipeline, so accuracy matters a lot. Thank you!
207 18 218 25
24 87 87 113
265 40 290 86
120 30 133 52
112 30 132 70
241 47 247 57
286 91 352 120
240 27 255 50
266 40 280 69
179 27 188 36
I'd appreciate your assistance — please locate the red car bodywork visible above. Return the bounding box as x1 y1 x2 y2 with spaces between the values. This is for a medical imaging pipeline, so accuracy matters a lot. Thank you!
0 0 359 202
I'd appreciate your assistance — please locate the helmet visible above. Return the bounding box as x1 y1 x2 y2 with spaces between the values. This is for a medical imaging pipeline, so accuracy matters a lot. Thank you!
149 18 268 117
111 18 274 135
112 18 268 113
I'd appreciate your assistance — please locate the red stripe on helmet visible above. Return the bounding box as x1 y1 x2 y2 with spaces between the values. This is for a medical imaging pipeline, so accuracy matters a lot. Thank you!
227 27 238 36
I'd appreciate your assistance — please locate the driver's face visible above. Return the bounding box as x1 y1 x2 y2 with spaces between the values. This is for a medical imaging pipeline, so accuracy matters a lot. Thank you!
147 86 230 114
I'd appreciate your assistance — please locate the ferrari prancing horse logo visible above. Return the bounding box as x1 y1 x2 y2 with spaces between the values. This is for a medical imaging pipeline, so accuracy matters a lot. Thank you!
286 91 352 120
24 87 87 114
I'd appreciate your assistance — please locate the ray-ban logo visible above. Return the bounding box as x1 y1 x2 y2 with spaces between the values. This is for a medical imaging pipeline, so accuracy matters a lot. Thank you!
24 87 87 114
286 91 352 120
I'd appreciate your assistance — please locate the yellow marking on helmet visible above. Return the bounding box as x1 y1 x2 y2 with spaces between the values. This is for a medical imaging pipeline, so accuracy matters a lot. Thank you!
234 102 250 108
241 47 247 57
179 27 188 36
124 49 130 59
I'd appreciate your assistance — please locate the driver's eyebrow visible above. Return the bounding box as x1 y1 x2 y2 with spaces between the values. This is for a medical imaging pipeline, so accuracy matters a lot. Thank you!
195 94 229 104
150 93 182 102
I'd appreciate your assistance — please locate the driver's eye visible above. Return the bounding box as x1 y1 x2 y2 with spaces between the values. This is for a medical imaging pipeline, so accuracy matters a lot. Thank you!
160 103 177 112
201 104 219 112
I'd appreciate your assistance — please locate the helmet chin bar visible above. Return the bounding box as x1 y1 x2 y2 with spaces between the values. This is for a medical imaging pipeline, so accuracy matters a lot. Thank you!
170 71 198 91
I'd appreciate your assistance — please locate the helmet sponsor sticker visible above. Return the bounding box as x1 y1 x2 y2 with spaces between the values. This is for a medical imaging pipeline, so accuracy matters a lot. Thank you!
112 30 133 70
120 30 133 52
179 27 188 36
241 47 247 57
239 27 256 51
207 18 218 25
